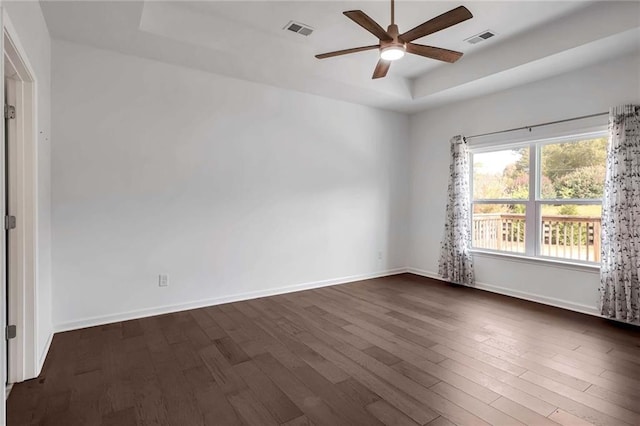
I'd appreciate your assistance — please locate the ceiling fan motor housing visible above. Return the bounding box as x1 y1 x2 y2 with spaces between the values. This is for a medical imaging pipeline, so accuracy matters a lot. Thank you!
382 24 406 49
380 24 406 60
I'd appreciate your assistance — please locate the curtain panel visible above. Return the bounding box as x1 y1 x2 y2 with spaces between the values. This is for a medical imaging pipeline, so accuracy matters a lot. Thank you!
600 104 640 324
438 135 475 286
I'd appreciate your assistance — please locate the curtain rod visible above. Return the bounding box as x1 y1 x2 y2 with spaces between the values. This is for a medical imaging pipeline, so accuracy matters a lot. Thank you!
464 111 608 140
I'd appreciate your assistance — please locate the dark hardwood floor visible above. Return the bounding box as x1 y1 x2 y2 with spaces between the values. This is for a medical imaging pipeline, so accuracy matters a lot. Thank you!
8 274 640 425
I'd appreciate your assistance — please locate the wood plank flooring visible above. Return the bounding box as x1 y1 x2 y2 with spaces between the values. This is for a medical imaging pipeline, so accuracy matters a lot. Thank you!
7 273 640 425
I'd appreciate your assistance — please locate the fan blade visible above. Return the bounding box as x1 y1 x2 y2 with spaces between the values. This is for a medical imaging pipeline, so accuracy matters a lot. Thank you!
315 45 380 59
400 6 472 42
372 59 391 79
344 10 392 41
406 43 463 63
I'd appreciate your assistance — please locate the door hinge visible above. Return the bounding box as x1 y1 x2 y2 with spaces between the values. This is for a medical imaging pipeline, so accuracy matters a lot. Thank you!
6 325 16 340
5 215 16 230
4 104 15 120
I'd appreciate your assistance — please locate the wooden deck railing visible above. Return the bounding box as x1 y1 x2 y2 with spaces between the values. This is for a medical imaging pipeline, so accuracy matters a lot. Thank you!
472 213 601 262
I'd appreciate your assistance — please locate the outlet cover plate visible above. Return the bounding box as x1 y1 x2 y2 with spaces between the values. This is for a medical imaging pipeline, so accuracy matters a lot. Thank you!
159 274 169 287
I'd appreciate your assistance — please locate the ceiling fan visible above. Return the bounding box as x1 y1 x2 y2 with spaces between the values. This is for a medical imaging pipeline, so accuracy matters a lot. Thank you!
315 0 473 79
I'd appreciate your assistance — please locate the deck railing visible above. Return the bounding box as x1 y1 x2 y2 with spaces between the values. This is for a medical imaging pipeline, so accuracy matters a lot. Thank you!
472 213 601 262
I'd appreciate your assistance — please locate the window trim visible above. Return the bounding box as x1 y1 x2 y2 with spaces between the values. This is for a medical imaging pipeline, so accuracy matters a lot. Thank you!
469 129 607 266
469 248 600 273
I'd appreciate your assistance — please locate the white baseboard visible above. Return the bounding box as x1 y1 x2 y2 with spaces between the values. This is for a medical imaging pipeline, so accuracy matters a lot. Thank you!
405 268 441 280
474 281 600 316
52 266 605 340
406 267 600 317
54 268 408 333
37 332 54 375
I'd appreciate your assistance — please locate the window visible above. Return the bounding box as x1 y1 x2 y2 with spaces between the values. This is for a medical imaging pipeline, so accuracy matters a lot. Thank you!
471 134 607 264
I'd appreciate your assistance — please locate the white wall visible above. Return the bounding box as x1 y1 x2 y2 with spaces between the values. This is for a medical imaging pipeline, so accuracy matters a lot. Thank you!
409 53 640 313
3 1 53 372
51 41 409 330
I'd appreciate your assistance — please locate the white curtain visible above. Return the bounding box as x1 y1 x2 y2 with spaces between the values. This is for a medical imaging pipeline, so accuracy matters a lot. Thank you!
599 105 640 324
439 135 475 286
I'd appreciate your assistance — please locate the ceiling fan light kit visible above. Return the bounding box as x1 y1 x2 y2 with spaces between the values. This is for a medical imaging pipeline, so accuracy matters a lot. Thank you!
315 0 473 79
380 46 405 61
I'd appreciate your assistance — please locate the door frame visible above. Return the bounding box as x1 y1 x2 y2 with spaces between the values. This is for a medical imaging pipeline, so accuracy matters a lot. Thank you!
2 10 39 387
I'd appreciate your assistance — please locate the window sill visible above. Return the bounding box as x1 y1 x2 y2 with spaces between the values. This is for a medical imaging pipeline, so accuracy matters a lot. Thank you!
470 249 600 273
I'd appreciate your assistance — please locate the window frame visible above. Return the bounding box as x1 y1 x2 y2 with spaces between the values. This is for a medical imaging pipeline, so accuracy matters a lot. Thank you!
469 130 607 265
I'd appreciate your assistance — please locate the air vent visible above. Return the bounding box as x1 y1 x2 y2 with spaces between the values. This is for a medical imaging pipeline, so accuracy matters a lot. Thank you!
464 30 496 45
284 21 314 36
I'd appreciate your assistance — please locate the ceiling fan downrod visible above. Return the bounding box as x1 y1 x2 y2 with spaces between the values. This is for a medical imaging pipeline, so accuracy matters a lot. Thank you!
391 0 395 25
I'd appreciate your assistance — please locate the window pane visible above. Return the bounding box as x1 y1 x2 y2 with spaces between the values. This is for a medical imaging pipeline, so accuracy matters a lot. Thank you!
473 148 529 200
540 204 602 262
472 204 526 253
540 138 607 199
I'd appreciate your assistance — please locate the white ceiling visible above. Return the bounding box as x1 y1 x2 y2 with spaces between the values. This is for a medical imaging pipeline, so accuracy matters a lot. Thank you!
40 1 640 113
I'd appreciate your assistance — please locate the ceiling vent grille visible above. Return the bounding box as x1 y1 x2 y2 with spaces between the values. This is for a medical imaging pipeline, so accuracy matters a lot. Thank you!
465 30 496 45
284 21 314 36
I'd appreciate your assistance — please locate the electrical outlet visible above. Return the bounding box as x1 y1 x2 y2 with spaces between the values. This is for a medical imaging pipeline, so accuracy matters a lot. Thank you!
159 274 169 287
377 251 383 260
